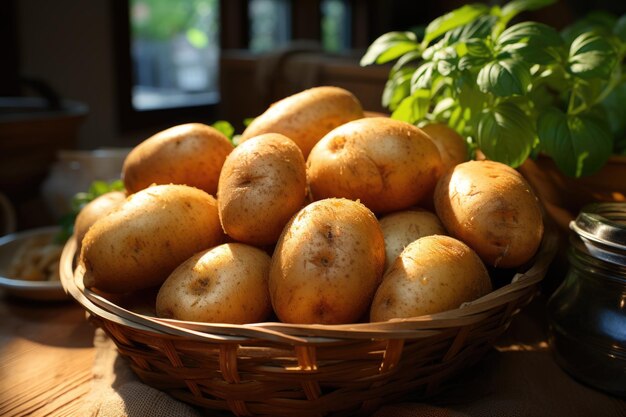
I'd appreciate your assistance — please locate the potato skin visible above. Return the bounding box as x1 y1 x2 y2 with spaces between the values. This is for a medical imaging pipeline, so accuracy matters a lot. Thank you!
434 160 544 268
307 117 444 214
269 198 385 324
240 86 364 158
156 243 272 324
370 235 492 321
122 123 234 195
74 191 126 252
379 208 446 271
80 184 224 293
218 133 307 245
421 123 468 173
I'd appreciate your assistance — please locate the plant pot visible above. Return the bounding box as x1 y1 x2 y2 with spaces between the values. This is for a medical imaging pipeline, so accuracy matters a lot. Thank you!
519 154 626 233
518 154 626 294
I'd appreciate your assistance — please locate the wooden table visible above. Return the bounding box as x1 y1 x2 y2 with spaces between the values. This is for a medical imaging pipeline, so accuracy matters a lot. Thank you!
0 296 95 417
0 291 623 417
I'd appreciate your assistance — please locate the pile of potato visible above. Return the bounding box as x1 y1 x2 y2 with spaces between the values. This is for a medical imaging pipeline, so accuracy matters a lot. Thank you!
77 86 544 325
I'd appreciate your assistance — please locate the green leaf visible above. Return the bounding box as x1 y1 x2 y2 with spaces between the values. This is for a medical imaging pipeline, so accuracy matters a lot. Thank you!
477 59 531 97
62 179 126 243
444 14 498 45
614 15 626 43
497 22 564 64
391 89 431 124
448 104 469 134
378 42 422 65
494 0 556 36
212 120 235 139
458 55 490 71
411 62 437 91
390 50 422 75
432 97 456 120
601 79 626 139
568 32 617 79
360 31 419 66
423 4 490 46
500 0 556 21
477 102 534 167
430 74 450 98
498 22 563 48
433 45 458 61
575 78 606 110
383 67 413 110
437 60 456 77
463 38 492 58
538 107 613 177
457 77 489 126
561 11 617 45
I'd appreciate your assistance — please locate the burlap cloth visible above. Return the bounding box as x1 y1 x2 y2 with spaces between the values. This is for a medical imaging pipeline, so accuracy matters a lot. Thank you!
81 298 625 417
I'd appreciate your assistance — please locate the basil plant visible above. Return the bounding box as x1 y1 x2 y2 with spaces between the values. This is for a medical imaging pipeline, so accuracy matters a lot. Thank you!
361 0 626 177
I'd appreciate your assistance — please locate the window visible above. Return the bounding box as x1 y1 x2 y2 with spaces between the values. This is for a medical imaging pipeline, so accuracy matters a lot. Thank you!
321 0 351 52
248 0 291 53
112 0 220 131
130 0 220 110
112 0 391 132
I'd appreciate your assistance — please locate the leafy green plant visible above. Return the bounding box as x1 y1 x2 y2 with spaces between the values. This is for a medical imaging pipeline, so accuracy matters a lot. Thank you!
56 180 125 243
361 0 626 177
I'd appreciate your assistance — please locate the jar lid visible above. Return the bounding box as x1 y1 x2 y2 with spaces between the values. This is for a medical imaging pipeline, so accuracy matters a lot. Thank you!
570 202 626 266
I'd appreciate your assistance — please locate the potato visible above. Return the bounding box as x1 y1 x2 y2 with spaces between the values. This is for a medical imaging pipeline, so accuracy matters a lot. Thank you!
156 243 272 324
370 235 492 321
74 191 126 252
122 123 234 195
379 208 446 271
307 117 444 213
434 160 544 268
269 198 385 324
239 86 364 158
218 133 307 245
80 184 224 293
421 123 468 173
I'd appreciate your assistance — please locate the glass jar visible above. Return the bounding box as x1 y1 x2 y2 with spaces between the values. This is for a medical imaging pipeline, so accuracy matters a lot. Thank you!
40 148 130 220
547 202 626 398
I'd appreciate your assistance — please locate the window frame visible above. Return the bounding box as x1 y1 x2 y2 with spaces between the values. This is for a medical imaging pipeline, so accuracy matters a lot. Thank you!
110 0 376 133
111 1 221 132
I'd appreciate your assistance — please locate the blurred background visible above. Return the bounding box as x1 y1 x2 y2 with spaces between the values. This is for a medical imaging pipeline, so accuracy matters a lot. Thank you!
1 0 625 232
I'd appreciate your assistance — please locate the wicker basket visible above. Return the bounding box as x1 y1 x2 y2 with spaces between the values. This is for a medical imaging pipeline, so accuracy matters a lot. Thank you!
60 228 557 417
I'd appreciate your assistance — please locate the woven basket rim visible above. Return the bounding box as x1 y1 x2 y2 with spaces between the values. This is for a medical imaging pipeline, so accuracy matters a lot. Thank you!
60 227 558 344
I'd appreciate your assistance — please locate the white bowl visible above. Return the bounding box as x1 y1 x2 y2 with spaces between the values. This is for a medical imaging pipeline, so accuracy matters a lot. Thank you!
0 226 69 301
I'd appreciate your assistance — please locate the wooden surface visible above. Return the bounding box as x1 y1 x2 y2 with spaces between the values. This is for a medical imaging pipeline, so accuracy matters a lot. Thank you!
0 295 95 417
0 290 623 417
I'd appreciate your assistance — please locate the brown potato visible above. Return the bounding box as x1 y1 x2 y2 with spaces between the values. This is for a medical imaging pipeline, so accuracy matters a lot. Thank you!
156 243 272 324
218 133 307 246
122 123 234 195
379 208 446 271
421 123 468 173
370 235 492 321
269 198 385 324
239 86 364 158
434 160 544 268
307 117 444 213
80 184 224 293
74 191 126 252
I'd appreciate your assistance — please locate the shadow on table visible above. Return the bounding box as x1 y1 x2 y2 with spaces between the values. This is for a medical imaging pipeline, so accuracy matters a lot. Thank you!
374 296 625 417
0 295 94 348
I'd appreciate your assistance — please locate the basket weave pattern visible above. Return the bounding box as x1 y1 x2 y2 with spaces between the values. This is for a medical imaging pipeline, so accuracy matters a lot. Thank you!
60 230 556 417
